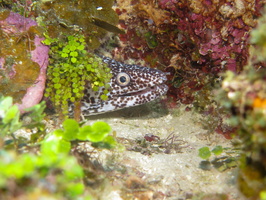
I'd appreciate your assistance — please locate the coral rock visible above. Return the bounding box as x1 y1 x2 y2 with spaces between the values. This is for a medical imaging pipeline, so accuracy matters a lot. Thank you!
0 12 49 112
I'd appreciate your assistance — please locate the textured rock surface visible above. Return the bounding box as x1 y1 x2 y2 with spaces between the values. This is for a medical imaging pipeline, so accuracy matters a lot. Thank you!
115 0 265 105
84 104 244 199
18 36 49 112
0 12 49 112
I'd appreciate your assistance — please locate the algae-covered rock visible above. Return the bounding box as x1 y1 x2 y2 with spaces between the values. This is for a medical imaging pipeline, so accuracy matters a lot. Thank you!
219 7 266 199
0 11 49 112
37 0 120 50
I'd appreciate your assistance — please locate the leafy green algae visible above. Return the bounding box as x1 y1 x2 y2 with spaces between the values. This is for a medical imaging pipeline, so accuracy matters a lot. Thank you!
1 0 119 117
38 0 119 118
43 33 112 116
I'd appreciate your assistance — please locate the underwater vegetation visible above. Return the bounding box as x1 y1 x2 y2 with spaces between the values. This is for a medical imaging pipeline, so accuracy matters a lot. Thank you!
198 145 239 172
0 96 117 199
35 0 119 118
43 33 112 118
115 0 265 108
36 0 121 50
1 0 266 198
114 0 266 139
0 10 49 112
0 0 121 118
219 7 266 199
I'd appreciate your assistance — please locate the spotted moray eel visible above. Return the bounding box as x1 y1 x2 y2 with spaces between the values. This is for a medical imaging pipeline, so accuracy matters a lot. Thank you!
80 56 168 115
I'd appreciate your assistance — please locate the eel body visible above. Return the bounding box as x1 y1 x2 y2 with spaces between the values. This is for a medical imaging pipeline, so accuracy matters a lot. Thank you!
80 56 168 115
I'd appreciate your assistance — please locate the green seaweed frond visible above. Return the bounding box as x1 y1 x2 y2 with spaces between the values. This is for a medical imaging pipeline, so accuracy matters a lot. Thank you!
43 33 112 116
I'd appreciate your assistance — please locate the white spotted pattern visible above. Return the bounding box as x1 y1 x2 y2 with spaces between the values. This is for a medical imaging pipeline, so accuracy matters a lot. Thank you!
80 56 168 116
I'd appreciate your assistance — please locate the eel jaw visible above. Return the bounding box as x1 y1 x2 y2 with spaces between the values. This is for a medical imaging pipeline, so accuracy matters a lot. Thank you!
79 84 168 116
118 84 168 97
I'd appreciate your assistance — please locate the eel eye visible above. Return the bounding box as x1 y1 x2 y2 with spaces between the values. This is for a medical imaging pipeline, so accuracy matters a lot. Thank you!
116 72 130 86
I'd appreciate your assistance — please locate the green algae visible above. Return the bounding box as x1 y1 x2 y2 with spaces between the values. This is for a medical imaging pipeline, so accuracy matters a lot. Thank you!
144 31 158 49
1 0 119 117
43 33 112 117
37 0 119 118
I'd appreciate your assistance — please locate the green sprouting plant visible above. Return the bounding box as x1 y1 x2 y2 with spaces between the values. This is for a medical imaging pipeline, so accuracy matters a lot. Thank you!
42 33 112 116
42 119 117 157
0 96 86 198
0 96 46 150
0 96 22 136
198 146 239 171
0 148 87 199
0 96 117 199
198 145 223 160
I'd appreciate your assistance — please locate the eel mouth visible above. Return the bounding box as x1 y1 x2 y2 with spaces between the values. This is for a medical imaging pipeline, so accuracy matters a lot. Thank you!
119 84 168 97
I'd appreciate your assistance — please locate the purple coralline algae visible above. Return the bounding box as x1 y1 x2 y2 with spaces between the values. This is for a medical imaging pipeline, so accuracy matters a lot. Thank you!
158 0 261 73
115 0 265 105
